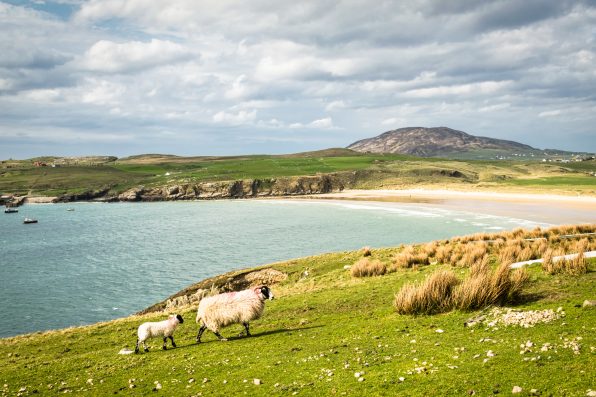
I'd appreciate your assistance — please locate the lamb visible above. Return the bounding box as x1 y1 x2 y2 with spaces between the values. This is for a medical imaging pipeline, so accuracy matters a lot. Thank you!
135 314 184 353
196 285 274 342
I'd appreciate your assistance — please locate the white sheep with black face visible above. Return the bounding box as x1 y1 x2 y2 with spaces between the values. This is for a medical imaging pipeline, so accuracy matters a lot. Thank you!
195 286 274 342
135 314 184 353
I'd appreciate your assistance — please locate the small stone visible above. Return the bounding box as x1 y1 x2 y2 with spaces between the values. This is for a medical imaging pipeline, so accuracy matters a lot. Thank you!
153 382 162 391
530 389 539 395
253 379 261 385
357 377 364 382
436 329 444 333
129 384 136 389
583 300 596 307
202 378 208 383
487 350 496 357
587 390 596 397
86 379 93 385
512 386 522 394
19 387 26 392
398 377 405 382
188 378 195 384
223 380 228 384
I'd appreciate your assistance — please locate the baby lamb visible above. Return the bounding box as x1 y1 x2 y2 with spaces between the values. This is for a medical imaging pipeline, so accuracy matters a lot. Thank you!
196 285 274 342
135 314 184 353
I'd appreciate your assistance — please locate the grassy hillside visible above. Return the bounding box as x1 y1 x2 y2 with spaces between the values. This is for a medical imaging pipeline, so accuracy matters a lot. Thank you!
1 151 595 197
1 226 595 396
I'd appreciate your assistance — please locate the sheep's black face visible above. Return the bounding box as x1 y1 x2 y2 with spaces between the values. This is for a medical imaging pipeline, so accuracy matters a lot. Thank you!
176 314 184 324
260 286 274 300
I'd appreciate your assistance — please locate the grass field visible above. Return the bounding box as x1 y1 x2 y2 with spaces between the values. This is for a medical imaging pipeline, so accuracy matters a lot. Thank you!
1 150 595 197
1 227 595 396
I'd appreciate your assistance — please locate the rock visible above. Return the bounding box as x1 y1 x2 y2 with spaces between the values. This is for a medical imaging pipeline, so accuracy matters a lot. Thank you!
586 390 596 397
118 348 134 355
358 377 364 382
253 379 262 385
529 389 540 395
582 300 596 307
512 386 522 394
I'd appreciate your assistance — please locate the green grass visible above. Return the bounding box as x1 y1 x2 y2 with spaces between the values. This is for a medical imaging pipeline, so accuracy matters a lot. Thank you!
504 176 596 187
1 151 595 197
1 249 594 396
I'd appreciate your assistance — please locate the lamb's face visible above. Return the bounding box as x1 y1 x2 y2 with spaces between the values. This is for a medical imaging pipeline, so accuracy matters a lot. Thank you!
176 314 184 324
257 286 274 300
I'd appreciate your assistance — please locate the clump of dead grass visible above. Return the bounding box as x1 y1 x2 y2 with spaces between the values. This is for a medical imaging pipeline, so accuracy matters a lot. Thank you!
391 245 430 269
394 263 530 315
394 270 460 314
351 258 387 277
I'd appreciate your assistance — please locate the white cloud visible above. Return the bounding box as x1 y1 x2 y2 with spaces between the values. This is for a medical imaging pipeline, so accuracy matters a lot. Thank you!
212 109 257 125
404 81 512 98
538 110 562 117
77 39 192 73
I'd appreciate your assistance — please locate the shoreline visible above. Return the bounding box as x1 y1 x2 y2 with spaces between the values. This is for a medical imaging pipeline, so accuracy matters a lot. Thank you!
14 187 596 225
296 188 596 225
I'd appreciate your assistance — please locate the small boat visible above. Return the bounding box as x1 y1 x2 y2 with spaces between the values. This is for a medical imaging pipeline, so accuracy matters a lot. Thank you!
4 207 18 214
23 217 38 224
66 208 75 211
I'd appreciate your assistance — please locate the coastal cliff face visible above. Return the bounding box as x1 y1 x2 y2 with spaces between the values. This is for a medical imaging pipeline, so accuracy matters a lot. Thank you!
5 174 347 205
116 174 343 201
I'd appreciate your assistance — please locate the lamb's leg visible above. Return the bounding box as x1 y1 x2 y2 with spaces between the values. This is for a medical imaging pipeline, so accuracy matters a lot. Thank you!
243 322 251 337
196 325 207 343
162 337 168 350
135 339 140 354
169 336 176 348
143 341 149 352
213 331 228 341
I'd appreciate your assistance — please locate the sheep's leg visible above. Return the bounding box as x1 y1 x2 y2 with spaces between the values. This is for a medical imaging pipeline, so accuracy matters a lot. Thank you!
169 336 176 348
162 337 168 350
135 339 140 354
243 322 251 337
196 325 207 343
213 331 228 341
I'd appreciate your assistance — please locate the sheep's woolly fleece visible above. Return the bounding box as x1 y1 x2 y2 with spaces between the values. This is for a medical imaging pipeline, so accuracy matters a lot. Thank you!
197 288 268 332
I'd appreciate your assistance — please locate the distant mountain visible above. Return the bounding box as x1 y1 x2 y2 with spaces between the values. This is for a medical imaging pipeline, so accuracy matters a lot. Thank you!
347 127 587 160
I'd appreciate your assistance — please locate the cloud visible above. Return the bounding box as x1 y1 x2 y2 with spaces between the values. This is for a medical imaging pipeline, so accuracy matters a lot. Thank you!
0 1 595 159
213 109 257 125
76 39 193 73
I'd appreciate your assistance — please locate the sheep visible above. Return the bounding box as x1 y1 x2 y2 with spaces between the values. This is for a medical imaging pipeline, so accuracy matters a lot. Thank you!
135 314 184 353
196 285 274 342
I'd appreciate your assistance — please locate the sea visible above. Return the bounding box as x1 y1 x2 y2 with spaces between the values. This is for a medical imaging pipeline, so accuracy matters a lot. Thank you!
0 199 545 338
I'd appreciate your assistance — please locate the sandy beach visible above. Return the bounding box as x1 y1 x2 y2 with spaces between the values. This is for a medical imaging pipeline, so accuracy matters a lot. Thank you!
303 189 596 225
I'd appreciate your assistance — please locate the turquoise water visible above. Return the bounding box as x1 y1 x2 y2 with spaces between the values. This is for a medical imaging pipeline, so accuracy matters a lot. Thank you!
0 200 542 338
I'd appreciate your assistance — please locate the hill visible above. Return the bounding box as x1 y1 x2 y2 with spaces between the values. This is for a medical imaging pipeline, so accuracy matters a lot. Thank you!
0 225 595 396
347 127 589 160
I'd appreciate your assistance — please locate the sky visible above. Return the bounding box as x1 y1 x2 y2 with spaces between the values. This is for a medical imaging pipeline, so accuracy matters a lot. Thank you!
0 0 595 159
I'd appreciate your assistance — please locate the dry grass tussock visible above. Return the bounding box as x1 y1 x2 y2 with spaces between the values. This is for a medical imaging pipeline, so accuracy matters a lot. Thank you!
452 263 528 310
392 245 430 269
394 263 529 315
457 242 488 267
541 241 589 275
351 258 387 278
394 270 459 314
361 246 372 257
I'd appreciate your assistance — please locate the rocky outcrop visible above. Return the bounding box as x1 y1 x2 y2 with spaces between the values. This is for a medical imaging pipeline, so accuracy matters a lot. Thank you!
118 174 344 202
139 267 288 314
55 188 113 203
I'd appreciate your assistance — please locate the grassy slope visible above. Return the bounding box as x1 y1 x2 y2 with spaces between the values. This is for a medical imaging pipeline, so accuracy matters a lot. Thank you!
1 248 594 396
1 152 595 197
